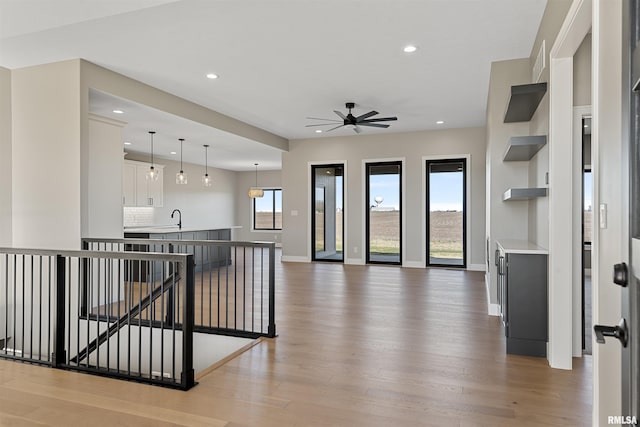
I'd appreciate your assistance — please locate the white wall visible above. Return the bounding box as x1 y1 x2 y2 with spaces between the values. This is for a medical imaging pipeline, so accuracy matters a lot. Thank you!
282 128 486 267
124 153 237 232
84 114 125 238
0 67 11 247
485 58 531 307
11 60 82 250
234 169 282 243
527 0 574 251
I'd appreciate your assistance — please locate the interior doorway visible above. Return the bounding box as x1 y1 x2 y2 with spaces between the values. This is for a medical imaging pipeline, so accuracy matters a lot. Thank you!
426 158 466 268
311 164 344 262
582 116 593 355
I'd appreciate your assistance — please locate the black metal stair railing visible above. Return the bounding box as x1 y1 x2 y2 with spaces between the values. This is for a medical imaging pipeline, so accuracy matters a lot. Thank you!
0 247 196 390
70 270 181 365
82 238 277 339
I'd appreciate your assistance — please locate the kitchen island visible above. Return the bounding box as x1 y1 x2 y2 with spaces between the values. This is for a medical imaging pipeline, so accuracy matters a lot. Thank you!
123 226 241 277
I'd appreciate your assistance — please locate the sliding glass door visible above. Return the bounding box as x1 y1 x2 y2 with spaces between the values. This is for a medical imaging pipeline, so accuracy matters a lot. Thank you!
311 164 344 262
426 159 466 267
366 161 402 264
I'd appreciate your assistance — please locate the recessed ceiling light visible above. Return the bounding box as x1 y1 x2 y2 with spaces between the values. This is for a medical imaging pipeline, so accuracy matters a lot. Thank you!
315 129 323 133
170 151 177 155
206 73 219 79
403 45 417 53
124 141 131 145
436 120 445 124
113 109 124 114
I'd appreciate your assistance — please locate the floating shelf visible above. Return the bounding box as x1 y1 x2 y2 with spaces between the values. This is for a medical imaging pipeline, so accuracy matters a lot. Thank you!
503 188 548 201
503 135 547 161
504 82 548 123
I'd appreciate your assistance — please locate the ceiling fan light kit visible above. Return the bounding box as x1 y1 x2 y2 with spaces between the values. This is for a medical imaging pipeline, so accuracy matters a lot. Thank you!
306 102 398 134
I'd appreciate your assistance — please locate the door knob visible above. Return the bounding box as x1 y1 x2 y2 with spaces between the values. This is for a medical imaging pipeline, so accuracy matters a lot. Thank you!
613 262 628 287
594 318 628 347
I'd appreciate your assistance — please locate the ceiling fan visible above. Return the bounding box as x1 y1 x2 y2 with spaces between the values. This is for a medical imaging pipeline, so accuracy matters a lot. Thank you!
306 102 398 134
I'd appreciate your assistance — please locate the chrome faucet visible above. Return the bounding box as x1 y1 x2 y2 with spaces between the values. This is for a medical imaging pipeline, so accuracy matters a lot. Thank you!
171 209 182 230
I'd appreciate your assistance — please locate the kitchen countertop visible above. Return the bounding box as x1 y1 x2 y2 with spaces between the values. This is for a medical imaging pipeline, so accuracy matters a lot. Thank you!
496 239 548 255
124 225 241 234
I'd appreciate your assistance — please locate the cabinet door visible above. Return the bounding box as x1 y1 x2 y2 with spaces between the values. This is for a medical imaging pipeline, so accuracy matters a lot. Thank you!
135 166 152 206
122 163 137 206
506 254 548 341
148 168 163 207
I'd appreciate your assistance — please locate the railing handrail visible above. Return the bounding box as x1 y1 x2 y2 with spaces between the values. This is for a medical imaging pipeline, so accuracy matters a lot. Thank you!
0 247 191 263
82 237 276 249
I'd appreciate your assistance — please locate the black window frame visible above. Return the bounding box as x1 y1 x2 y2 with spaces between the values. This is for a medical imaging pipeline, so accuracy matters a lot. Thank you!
252 188 282 231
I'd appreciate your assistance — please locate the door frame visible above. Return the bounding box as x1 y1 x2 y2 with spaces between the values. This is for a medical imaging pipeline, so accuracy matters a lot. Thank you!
573 105 592 358
423 157 469 269
361 157 406 266
309 162 347 263
364 160 404 265
422 154 470 269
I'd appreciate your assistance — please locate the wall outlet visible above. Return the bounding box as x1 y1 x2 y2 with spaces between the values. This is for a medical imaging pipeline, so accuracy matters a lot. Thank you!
291 210 298 216
354 246 358 254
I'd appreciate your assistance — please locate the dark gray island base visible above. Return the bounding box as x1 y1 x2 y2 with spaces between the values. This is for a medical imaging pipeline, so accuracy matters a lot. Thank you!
124 227 235 279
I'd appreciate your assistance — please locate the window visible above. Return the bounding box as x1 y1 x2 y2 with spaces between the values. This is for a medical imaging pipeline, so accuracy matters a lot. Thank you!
253 189 282 230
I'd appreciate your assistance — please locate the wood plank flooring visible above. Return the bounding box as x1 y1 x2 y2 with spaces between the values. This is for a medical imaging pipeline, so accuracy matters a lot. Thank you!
0 260 591 426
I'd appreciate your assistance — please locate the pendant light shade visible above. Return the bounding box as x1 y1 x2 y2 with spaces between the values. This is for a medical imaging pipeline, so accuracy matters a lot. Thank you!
147 131 159 181
248 163 264 198
175 138 188 184
202 144 212 187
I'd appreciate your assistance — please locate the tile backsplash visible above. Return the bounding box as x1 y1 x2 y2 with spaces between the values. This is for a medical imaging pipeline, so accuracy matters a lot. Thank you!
123 207 154 227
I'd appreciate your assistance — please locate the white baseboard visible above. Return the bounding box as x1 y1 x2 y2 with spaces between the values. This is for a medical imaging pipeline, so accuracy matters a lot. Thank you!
281 255 309 263
403 261 423 268
467 263 486 272
488 303 500 316
345 258 365 265
485 273 500 316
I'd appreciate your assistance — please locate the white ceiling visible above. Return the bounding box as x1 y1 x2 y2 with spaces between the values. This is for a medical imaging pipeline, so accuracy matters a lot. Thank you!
0 0 548 171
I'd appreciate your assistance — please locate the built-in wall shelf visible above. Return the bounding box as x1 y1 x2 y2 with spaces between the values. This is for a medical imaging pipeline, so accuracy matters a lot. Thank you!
503 188 547 201
504 82 548 123
503 135 547 161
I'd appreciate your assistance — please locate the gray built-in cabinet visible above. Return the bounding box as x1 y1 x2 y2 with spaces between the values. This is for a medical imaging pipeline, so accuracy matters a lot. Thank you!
496 240 548 357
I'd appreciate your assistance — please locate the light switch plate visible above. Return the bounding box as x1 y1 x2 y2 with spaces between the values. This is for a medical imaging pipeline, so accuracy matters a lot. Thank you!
599 203 607 229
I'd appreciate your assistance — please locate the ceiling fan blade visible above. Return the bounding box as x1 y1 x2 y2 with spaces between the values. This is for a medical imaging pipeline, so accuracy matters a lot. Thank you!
355 110 378 121
306 117 342 122
326 124 345 132
305 123 336 127
358 123 390 128
353 125 362 134
333 110 347 120
360 116 398 123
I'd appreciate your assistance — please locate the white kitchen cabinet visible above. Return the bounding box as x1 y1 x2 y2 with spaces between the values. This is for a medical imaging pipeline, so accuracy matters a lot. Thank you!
123 160 164 207
122 162 137 206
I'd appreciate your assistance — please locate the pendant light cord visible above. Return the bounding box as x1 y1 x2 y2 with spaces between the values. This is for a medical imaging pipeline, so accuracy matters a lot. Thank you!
179 138 184 170
254 163 259 186
149 131 156 166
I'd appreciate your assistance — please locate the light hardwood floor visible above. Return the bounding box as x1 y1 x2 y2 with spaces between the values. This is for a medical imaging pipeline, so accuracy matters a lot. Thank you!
0 260 591 426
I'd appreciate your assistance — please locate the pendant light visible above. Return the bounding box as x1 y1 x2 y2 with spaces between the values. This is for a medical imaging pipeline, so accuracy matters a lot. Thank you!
175 138 188 184
202 144 212 187
146 131 159 181
248 163 264 198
